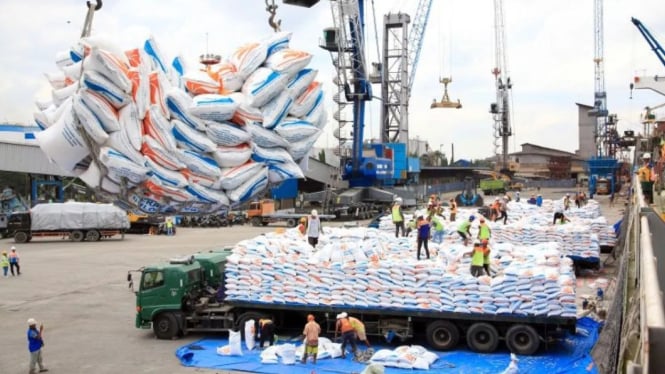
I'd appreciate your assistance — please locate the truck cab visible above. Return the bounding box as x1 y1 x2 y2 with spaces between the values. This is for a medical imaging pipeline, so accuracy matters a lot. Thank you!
247 199 275 226
132 250 234 339
6 212 31 235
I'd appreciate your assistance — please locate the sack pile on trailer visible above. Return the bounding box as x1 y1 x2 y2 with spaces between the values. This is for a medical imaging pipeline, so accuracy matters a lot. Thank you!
224 228 577 318
34 32 325 214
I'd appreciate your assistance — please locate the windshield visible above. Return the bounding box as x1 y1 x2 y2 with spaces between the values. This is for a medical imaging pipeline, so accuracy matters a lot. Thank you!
141 271 164 290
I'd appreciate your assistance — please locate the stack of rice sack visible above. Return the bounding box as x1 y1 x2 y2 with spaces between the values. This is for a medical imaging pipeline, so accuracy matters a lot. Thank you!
223 227 576 318
33 32 325 214
369 345 439 370
491 222 600 259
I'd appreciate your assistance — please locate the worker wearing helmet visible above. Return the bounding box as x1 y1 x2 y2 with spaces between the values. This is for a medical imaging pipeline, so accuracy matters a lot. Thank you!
391 199 405 238
456 215 475 246
306 210 323 248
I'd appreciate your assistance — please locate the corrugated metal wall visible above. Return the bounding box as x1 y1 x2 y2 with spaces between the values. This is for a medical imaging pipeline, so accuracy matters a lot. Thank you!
0 143 73 176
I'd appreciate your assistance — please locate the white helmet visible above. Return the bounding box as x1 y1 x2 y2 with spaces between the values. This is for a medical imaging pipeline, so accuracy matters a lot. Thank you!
643 152 652 159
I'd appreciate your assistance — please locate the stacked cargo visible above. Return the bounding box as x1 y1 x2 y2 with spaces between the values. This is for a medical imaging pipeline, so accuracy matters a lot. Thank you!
224 228 577 318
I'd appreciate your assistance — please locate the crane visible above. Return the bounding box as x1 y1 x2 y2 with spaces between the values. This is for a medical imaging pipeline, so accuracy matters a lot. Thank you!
588 0 614 158
490 0 513 175
380 0 433 146
630 18 665 97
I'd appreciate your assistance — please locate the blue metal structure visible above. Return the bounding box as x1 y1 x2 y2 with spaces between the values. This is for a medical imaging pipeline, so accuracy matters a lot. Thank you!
587 157 618 196
632 17 665 67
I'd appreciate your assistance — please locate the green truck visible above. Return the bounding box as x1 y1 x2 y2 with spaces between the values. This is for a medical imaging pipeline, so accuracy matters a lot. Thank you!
479 179 508 196
128 249 577 355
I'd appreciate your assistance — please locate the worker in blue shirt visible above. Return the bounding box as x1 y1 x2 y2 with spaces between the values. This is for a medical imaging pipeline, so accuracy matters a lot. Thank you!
416 216 431 260
536 194 543 207
27 318 48 373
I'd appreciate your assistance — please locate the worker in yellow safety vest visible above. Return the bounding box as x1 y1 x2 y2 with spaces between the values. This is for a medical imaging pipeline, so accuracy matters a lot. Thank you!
477 217 491 241
638 153 654 204
391 199 405 238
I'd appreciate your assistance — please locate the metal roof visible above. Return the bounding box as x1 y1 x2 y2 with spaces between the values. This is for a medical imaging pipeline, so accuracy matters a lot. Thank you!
0 142 73 176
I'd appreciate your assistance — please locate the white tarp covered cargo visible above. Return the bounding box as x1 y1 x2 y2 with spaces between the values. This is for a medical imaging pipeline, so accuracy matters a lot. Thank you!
30 202 130 231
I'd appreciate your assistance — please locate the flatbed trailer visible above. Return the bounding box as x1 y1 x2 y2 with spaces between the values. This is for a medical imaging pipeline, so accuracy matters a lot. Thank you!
131 253 577 356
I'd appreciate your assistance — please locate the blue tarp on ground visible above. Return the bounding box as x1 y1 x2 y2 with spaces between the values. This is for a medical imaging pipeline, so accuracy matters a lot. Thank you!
175 317 600 374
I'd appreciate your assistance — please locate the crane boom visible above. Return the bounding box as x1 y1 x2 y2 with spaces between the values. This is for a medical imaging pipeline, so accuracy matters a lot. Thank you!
491 0 512 174
631 17 665 67
407 0 433 94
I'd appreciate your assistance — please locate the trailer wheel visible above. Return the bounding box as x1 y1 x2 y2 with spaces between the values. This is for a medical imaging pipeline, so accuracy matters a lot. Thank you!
286 218 297 227
153 312 178 340
505 324 540 355
251 217 262 227
426 320 460 351
85 230 100 242
70 230 84 242
14 231 28 243
466 322 499 353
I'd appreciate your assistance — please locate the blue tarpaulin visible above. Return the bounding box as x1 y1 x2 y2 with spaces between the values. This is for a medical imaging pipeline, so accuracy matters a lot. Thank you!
175 317 600 373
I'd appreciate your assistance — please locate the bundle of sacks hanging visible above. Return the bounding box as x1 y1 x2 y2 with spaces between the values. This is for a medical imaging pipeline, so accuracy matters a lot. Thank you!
224 227 577 318
34 32 325 214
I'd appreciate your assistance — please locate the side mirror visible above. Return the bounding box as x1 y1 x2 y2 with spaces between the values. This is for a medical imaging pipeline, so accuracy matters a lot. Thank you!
127 273 132 282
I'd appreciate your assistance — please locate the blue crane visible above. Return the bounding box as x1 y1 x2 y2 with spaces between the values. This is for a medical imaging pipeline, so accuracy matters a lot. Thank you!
632 17 665 67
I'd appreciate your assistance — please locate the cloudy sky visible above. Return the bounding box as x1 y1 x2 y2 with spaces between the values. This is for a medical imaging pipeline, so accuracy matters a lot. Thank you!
0 0 664 160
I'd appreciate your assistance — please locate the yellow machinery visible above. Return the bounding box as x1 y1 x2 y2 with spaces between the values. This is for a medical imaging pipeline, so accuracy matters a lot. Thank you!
431 77 462 109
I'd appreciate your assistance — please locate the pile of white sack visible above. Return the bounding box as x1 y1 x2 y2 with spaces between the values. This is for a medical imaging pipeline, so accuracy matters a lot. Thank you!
34 32 325 214
369 345 438 370
224 227 577 318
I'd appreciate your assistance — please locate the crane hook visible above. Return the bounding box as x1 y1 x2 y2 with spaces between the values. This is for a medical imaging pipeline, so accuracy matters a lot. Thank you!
265 0 282 32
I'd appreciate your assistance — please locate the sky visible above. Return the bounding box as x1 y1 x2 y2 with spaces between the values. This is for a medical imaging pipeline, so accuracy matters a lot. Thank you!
0 0 664 161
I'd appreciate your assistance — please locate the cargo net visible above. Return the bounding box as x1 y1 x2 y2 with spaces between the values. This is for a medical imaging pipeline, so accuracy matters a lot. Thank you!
34 32 326 215
591 206 631 372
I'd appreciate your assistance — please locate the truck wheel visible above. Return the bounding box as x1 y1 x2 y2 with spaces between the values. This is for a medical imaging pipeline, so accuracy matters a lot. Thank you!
466 322 499 353
261 222 269 226
14 231 28 243
505 324 540 355
153 312 178 340
286 218 297 227
426 320 460 351
251 217 262 227
70 230 84 242
85 230 100 242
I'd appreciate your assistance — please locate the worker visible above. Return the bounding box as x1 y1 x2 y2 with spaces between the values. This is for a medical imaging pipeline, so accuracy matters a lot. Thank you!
256 318 275 349
515 191 520 202
301 314 321 364
638 153 654 204
527 194 537 205
334 312 358 359
416 216 431 260
431 214 445 244
8 246 20 276
490 198 500 222
297 217 307 235
477 217 491 241
563 194 571 211
405 218 417 236
465 241 486 277
1 250 9 277
391 198 405 238
166 218 174 236
306 210 323 248
553 210 571 225
497 196 508 225
456 215 475 246
348 315 371 348
536 194 543 207
449 198 458 222
481 239 492 276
